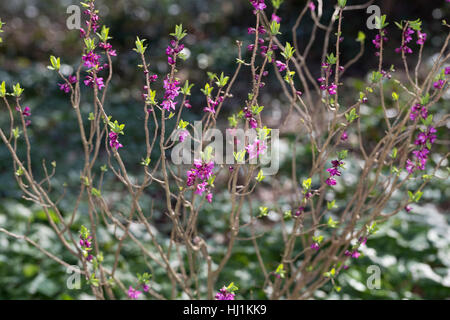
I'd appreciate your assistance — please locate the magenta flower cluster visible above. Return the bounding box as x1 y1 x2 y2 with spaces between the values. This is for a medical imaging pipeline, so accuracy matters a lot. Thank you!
372 30 388 56
395 27 427 54
344 237 367 260
325 160 343 186
317 69 340 96
76 2 117 92
80 4 100 36
127 286 142 299
204 96 224 115
186 159 215 203
406 99 437 174
166 39 184 65
243 106 258 128
246 139 267 160
16 106 31 126
161 77 181 111
79 234 93 262
215 286 235 300
109 132 123 150
249 0 266 13
58 75 77 94
406 126 436 174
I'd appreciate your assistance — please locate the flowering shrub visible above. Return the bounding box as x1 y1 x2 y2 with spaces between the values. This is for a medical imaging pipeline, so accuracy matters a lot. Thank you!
0 0 449 300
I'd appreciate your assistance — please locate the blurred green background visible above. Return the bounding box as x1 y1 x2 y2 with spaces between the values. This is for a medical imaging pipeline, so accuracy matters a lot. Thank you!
0 0 449 299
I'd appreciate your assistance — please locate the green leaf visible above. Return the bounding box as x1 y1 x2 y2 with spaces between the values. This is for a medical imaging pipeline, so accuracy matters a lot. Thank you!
141 157 151 166
366 221 379 235
338 0 347 8
326 53 337 65
258 206 269 218
327 216 339 228
312 235 324 244
281 42 295 60
228 114 238 127
202 146 213 162
0 81 5 97
337 149 348 160
271 0 284 9
12 127 20 139
356 31 366 43
133 37 147 54
345 108 359 123
97 25 112 43
371 71 383 83
226 282 239 293
170 24 187 41
256 169 265 182
283 210 292 220
270 20 281 36
408 18 422 31
275 264 286 278
215 72 229 87
200 83 213 97
391 147 398 159
327 200 337 210
83 38 96 52
91 188 101 197
180 80 194 95
12 83 24 97
375 15 389 29
394 21 403 30
420 93 430 105
178 119 189 129
302 178 312 191
48 55 60 71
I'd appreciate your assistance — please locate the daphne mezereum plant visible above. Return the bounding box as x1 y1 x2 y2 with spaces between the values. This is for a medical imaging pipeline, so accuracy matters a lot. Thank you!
0 0 449 300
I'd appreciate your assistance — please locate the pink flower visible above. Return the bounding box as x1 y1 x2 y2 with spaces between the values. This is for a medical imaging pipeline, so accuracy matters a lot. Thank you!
271 13 281 23
215 287 235 300
58 83 71 93
308 1 316 11
246 139 267 160
82 51 101 69
109 132 123 150
406 159 415 174
310 242 320 250
161 77 181 111
416 31 427 45
294 206 304 217
16 106 31 117
275 60 287 72
84 75 105 90
128 286 142 299
433 79 445 90
179 130 188 142
249 0 266 12
341 131 348 141
325 178 337 186
327 83 337 95
68 75 77 84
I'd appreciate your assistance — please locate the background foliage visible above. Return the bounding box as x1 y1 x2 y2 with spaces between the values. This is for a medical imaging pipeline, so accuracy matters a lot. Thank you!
0 0 449 299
